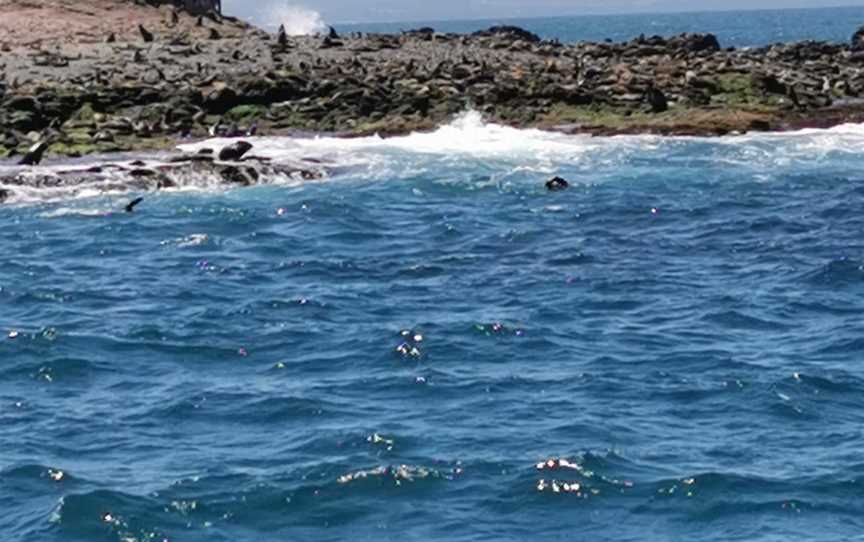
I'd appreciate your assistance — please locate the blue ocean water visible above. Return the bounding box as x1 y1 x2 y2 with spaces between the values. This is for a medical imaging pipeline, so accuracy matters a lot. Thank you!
3 11 864 542
342 6 864 47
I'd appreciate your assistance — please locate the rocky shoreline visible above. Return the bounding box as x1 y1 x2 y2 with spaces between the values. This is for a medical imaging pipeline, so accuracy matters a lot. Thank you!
3 2 864 161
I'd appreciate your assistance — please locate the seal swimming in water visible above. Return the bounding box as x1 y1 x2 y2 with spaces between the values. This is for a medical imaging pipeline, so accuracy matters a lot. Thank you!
546 176 570 191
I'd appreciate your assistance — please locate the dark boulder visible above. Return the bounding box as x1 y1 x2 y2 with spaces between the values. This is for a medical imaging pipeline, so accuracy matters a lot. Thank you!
220 165 259 185
671 33 721 53
203 86 240 114
0 189 9 203
405 27 435 40
473 26 541 44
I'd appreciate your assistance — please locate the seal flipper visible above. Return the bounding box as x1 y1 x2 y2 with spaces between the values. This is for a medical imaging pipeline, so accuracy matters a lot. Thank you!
125 197 144 213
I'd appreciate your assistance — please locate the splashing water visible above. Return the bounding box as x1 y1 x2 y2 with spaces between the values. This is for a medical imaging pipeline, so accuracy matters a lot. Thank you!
265 3 327 35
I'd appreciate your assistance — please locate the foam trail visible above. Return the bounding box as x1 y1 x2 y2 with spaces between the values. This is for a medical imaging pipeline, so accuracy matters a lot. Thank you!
265 3 327 35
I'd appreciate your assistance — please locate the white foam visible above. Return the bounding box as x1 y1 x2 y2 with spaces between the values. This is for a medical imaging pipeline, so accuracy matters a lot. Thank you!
6 110 864 207
177 111 607 178
265 3 327 36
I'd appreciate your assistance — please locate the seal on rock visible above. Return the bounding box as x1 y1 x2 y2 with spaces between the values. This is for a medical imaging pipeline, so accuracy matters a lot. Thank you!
276 24 289 48
18 141 49 166
139 24 154 43
218 140 253 161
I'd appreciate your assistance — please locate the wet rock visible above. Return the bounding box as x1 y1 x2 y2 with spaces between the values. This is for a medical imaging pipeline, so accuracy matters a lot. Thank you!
219 165 257 185
0 189 9 203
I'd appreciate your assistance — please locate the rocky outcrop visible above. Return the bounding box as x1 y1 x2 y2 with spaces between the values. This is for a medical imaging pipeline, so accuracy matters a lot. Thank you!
1 2 864 161
472 25 541 43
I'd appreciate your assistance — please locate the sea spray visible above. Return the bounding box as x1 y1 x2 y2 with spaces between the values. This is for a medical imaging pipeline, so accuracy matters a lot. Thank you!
265 3 327 35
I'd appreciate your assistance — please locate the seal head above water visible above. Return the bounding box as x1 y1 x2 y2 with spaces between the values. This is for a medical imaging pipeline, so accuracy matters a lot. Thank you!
546 176 570 191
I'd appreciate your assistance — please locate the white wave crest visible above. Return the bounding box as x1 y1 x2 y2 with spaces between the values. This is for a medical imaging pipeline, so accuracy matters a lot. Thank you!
7 111 864 207
267 3 327 36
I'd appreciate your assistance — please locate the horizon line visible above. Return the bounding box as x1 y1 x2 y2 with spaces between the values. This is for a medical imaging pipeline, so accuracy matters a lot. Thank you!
318 3 864 27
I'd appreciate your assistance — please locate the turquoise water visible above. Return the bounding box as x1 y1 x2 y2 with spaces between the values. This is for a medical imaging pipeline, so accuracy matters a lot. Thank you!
343 6 864 47
4 9 864 541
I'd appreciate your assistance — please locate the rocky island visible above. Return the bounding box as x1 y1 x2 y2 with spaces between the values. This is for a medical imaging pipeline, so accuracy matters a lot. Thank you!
2 0 864 162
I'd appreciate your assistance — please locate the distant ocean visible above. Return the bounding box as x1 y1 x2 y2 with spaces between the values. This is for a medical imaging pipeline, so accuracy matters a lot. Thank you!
4 7 864 542
343 6 864 47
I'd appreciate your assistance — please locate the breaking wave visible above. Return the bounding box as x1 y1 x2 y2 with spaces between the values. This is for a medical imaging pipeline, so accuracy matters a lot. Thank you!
265 3 328 36
4 111 864 206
